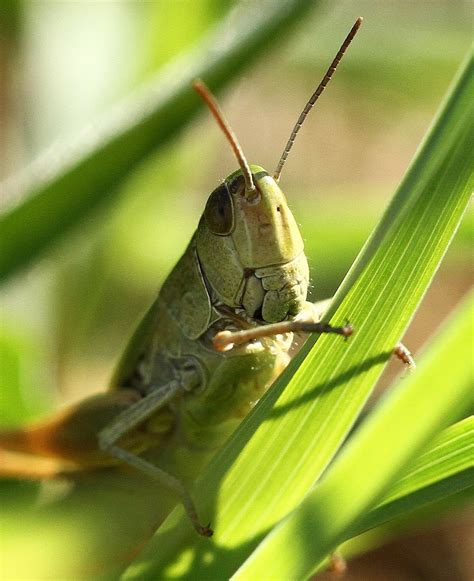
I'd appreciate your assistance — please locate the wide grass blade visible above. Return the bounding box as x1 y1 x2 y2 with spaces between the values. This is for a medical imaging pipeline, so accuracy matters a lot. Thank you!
316 417 474 573
0 0 318 281
123 51 472 581
234 294 473 580
355 415 474 535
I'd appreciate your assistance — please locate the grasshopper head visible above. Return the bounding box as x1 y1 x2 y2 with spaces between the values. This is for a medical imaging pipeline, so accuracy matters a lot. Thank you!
192 20 363 321
196 166 309 323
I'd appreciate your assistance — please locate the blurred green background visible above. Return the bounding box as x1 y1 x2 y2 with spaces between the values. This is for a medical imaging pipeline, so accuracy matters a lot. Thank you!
0 1 472 578
1 0 471 418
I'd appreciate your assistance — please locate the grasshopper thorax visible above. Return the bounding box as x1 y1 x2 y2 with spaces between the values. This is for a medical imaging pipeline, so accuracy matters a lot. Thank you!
196 166 309 323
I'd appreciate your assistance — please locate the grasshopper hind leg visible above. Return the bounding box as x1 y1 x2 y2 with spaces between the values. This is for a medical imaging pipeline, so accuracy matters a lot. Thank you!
101 442 212 537
98 381 213 537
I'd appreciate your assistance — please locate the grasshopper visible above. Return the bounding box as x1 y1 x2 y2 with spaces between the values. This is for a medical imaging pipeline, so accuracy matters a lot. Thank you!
0 18 413 538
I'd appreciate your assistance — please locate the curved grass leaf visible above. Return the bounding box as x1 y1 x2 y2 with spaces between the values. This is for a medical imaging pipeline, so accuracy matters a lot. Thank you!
0 0 318 281
317 418 474 573
234 294 473 580
356 415 474 534
123 49 473 581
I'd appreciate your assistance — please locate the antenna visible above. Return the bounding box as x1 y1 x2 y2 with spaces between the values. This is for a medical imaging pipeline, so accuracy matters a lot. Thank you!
273 17 363 182
193 79 256 194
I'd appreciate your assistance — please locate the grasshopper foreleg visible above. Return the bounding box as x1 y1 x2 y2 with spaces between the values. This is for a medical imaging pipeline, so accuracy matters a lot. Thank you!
98 381 213 537
213 299 351 352
213 319 353 351
213 298 415 369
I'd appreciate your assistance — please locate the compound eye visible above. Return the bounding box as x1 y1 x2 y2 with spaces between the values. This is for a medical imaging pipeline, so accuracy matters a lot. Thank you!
204 184 234 235
228 174 246 195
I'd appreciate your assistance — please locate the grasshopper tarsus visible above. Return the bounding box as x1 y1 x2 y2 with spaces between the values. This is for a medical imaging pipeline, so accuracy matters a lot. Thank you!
298 320 353 338
197 523 214 538
342 320 353 340
394 342 416 370
329 551 347 576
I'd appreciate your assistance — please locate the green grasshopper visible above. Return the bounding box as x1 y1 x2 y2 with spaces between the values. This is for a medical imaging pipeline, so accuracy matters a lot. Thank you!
0 18 413 538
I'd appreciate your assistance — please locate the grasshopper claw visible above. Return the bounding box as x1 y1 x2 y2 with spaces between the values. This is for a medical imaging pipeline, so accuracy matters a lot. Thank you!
342 320 353 341
197 523 214 537
394 342 416 370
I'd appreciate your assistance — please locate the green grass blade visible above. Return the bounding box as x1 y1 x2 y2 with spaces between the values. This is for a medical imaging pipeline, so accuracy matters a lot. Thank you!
325 49 474 320
234 294 474 580
354 416 474 535
317 416 473 572
323 420 474 574
123 51 472 581
0 0 317 281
